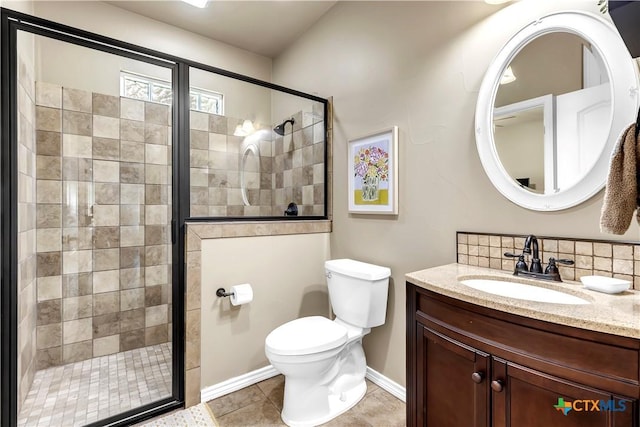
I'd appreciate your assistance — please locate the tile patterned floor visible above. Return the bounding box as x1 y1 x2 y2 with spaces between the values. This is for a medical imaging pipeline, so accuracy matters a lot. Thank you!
18 343 172 427
206 376 406 427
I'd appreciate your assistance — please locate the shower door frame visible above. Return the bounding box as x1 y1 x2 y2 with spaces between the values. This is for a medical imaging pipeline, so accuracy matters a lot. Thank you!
0 9 189 426
2 6 331 426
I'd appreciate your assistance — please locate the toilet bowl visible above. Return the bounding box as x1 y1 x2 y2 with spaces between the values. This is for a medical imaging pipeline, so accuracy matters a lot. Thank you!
265 259 391 427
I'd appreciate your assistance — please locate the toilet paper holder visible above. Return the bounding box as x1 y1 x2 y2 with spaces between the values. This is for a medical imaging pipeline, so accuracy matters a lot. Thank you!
216 288 234 298
216 284 253 306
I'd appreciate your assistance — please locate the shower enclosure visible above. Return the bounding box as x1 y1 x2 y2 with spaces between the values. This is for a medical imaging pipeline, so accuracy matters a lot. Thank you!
2 7 328 427
3 11 184 426
18 66 174 426
187 68 327 219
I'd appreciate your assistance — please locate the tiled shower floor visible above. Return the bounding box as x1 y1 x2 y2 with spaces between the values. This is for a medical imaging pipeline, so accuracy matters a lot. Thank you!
18 343 172 427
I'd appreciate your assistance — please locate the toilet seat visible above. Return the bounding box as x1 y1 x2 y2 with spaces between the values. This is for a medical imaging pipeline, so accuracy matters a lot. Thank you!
265 316 347 356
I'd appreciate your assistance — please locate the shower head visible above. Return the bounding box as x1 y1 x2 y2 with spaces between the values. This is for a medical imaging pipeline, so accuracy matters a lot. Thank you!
273 118 295 136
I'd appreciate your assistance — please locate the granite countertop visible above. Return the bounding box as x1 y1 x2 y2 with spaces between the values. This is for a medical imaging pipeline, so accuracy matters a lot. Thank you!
406 263 640 339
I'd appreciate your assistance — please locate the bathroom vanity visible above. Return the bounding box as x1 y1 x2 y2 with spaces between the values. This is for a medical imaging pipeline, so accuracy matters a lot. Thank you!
406 264 640 427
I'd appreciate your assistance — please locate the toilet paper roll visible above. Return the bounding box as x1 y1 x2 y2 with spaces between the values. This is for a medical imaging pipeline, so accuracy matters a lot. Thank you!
230 283 253 306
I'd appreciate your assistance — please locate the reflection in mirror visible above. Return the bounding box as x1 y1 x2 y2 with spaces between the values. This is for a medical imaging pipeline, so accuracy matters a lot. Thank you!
189 67 327 218
495 105 546 194
493 31 611 194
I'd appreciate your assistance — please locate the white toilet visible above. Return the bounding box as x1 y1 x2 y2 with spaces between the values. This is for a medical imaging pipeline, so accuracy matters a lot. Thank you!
265 258 391 427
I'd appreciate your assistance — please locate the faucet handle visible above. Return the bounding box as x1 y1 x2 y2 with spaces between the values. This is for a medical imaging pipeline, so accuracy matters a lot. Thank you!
504 252 528 272
544 257 574 279
545 258 559 275
544 257 573 281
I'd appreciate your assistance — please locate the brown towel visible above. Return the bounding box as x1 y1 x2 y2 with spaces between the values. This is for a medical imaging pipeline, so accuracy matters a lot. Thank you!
600 123 638 234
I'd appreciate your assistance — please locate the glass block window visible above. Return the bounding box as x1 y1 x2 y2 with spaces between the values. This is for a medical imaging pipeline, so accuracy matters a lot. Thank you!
121 71 223 114
190 92 223 114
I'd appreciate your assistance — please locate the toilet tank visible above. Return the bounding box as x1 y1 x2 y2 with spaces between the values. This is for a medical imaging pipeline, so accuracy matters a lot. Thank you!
325 259 391 328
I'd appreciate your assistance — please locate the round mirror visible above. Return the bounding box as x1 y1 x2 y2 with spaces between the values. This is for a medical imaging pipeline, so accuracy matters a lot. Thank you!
475 11 639 211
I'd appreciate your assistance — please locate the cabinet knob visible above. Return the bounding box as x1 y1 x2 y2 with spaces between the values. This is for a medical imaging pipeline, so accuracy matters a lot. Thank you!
491 380 504 393
471 372 484 384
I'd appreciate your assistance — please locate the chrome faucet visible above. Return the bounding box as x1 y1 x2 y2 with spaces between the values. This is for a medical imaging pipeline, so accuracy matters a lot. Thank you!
504 235 574 282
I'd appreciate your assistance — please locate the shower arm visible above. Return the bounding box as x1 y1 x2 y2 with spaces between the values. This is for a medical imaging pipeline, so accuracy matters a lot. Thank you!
273 118 295 136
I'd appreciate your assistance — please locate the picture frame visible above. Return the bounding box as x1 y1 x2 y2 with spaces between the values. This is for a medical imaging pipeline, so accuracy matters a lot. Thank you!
348 126 399 215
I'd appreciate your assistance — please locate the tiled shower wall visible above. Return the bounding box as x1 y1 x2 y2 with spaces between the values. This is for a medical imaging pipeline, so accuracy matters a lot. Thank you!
190 112 273 217
189 109 325 217
273 110 325 217
457 232 640 290
17 53 38 409
33 82 172 369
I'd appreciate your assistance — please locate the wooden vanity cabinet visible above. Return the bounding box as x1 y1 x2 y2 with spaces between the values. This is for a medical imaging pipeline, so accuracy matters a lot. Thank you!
491 359 634 427
406 282 640 427
418 327 490 427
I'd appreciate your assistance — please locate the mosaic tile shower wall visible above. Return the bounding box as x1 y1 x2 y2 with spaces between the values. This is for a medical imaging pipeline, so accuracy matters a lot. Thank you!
33 82 172 369
457 232 640 290
189 108 325 217
17 53 38 409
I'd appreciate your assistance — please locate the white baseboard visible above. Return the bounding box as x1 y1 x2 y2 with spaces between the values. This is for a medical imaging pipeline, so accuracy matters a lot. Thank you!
200 364 406 403
200 365 279 402
365 366 406 403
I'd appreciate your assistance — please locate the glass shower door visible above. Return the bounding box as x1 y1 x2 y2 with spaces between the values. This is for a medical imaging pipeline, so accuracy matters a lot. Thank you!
14 29 176 426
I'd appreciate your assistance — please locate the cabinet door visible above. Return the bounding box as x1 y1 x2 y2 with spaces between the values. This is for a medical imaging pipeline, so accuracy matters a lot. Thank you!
491 358 637 427
418 326 490 427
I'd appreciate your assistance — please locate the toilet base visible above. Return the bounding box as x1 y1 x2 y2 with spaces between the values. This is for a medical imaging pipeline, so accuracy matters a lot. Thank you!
281 380 367 427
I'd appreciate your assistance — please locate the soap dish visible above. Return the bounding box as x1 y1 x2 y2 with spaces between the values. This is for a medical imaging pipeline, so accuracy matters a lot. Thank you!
580 276 630 294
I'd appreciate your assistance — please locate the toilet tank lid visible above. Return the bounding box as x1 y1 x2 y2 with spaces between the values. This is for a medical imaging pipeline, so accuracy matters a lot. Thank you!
325 259 391 281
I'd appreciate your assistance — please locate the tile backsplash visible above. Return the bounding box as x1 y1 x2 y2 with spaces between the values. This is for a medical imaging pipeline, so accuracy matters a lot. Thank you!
457 232 640 290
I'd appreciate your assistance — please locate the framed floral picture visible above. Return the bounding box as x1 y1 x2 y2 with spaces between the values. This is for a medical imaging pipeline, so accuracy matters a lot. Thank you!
348 126 398 214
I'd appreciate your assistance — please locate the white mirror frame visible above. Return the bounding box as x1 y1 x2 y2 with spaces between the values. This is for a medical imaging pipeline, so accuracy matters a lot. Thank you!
475 10 639 211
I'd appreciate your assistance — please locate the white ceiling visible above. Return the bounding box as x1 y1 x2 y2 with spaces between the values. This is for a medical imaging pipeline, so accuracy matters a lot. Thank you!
106 1 337 58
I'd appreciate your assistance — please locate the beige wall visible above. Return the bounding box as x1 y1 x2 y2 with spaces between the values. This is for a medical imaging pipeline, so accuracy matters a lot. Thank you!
272 0 638 388
4 1 273 114
28 38 272 124
33 35 173 97
4 0 34 14
5 2 273 125
17 1 272 82
200 233 330 387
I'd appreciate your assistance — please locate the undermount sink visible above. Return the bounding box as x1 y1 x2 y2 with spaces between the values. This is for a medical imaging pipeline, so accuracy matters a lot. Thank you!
459 278 590 305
